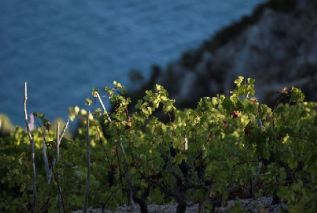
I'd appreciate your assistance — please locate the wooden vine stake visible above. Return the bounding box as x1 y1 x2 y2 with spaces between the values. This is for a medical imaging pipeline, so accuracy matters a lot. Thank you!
24 82 37 213
83 111 91 213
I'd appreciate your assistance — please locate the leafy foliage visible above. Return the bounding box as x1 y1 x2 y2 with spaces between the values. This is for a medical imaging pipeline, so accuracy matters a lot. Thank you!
1 77 316 212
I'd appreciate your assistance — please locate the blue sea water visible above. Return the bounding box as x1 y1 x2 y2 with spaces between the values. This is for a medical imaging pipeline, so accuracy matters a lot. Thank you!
0 0 263 125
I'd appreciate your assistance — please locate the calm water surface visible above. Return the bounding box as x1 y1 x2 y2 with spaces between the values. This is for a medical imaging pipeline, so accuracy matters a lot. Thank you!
0 0 263 124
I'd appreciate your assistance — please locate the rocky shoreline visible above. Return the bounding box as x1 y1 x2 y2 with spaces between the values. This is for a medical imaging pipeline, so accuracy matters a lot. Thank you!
129 0 317 107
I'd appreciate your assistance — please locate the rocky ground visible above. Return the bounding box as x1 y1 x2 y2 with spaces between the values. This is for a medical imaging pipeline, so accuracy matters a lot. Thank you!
73 197 286 213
